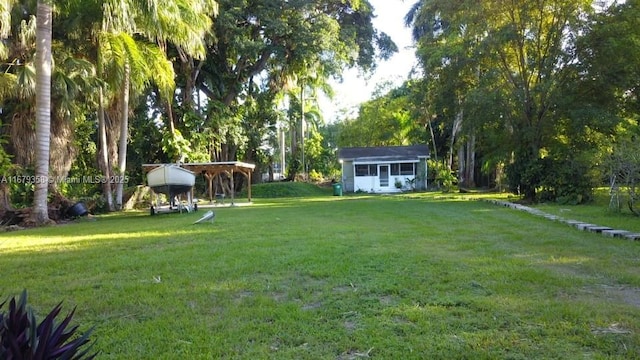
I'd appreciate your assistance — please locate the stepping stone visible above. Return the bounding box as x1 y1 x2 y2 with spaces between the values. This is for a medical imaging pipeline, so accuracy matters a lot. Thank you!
576 223 597 231
623 233 640 241
522 208 544 215
484 199 636 242
602 229 631 238
562 219 583 225
586 226 614 233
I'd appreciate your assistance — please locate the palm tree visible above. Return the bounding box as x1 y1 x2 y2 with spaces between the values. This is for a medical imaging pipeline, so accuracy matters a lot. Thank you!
2 1 102 215
0 0 18 58
32 0 52 225
0 0 15 211
97 0 216 209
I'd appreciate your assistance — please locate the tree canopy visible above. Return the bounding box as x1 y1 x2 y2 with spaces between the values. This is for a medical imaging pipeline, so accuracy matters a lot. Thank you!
0 0 396 215
398 0 635 201
2 0 640 217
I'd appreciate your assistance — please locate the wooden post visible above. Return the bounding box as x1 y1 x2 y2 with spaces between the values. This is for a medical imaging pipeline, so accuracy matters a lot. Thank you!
230 169 235 205
205 173 213 203
247 171 252 202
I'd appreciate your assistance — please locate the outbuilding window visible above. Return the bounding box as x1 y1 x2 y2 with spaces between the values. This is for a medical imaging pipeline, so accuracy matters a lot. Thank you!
391 164 399 175
355 164 378 176
400 163 415 175
391 163 415 176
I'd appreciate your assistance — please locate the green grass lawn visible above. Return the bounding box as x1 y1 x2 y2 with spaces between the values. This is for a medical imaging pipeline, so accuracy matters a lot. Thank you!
1 192 640 359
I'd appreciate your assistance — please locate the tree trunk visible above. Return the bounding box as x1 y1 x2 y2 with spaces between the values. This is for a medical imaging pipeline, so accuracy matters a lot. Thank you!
49 112 77 190
115 61 130 209
32 1 52 225
279 125 286 179
98 88 114 211
0 183 12 211
448 109 463 171
10 111 37 169
166 100 176 134
458 143 465 185
427 116 438 163
469 135 476 187
463 134 476 188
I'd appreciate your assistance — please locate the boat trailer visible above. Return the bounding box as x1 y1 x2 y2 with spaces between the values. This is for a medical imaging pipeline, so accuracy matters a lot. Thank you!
146 164 198 215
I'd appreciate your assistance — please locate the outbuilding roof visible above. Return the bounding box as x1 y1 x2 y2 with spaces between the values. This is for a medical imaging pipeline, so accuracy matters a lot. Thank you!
338 145 430 162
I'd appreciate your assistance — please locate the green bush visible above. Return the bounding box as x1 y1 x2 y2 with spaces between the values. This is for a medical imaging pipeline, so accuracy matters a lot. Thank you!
308 169 324 183
507 154 594 204
241 181 331 198
538 157 595 204
428 160 457 192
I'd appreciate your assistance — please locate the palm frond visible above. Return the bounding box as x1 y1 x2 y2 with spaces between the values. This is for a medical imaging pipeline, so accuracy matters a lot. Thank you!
99 29 175 101
62 57 97 79
0 43 7 60
140 44 175 102
0 0 18 39
0 72 17 100
303 107 324 130
102 0 136 32
53 72 79 103
98 31 127 91
18 15 37 48
118 31 151 91
16 63 36 99
135 0 216 59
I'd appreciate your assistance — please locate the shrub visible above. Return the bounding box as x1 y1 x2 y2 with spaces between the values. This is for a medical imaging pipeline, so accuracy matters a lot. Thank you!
428 160 457 192
308 169 324 183
0 290 96 359
538 156 595 204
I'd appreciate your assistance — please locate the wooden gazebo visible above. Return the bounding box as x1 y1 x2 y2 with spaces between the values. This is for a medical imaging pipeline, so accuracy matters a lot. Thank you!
142 162 256 204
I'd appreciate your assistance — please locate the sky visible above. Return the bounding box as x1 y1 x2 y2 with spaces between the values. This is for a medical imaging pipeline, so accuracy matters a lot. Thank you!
319 0 418 122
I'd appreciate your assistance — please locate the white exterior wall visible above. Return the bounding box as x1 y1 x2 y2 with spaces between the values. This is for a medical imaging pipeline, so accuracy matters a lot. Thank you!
352 161 419 193
353 175 413 193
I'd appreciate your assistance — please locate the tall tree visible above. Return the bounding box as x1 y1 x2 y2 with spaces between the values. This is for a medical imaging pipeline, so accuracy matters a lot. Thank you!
0 0 14 209
337 81 427 148
574 0 640 120
90 0 216 209
32 0 52 225
407 0 598 200
1 1 102 213
195 0 395 164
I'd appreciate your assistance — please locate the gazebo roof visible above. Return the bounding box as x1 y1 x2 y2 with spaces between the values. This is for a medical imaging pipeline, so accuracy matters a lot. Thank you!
142 162 256 203
142 161 255 175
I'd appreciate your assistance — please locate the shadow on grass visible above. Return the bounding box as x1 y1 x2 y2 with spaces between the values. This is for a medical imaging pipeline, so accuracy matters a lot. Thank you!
1 195 384 255
1 193 639 358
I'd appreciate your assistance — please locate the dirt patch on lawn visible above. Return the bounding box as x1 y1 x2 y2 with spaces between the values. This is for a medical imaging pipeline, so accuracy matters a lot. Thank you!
565 284 640 309
378 294 397 306
232 290 254 303
543 263 598 280
301 301 323 311
542 264 640 308
593 284 640 308
337 348 374 360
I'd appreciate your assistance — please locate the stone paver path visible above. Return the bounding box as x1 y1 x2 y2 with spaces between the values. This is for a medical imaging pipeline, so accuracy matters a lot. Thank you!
484 199 640 241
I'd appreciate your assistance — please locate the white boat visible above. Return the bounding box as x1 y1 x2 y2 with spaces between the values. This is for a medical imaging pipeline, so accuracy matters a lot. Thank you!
146 164 195 197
